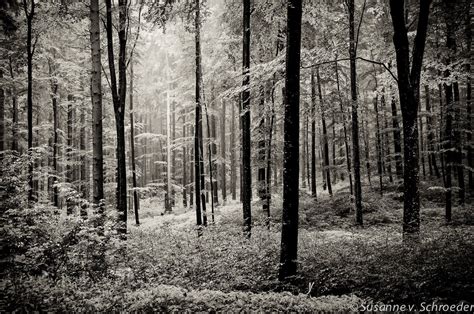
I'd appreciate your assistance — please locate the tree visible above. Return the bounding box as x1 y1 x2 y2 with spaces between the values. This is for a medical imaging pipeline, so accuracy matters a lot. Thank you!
105 0 128 235
23 0 36 204
130 59 140 224
194 0 207 230
279 0 302 281
241 0 252 237
389 0 432 239
348 0 363 225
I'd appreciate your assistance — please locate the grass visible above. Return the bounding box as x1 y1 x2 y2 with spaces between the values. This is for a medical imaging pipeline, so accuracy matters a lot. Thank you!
1 184 473 311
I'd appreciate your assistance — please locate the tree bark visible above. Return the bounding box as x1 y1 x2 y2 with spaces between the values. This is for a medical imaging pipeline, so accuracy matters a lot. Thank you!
389 0 431 238
242 0 252 237
349 0 363 225
23 0 35 204
279 0 302 281
310 67 317 198
221 100 227 202
317 67 332 196
105 0 128 235
130 59 140 224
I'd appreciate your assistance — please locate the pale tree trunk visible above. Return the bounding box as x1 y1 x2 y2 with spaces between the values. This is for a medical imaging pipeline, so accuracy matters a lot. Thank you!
130 59 140 224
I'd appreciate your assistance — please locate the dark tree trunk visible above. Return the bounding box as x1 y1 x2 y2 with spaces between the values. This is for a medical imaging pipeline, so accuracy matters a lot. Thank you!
310 67 317 198
389 0 431 239
374 94 384 195
242 0 252 237
453 82 465 204
23 0 35 204
9 58 18 153
194 0 206 230
279 0 302 281
79 105 88 218
425 85 440 178
105 0 128 235
465 0 473 191
130 60 140 225
221 100 227 202
317 67 332 196
66 94 74 215
0 70 4 173
349 0 362 224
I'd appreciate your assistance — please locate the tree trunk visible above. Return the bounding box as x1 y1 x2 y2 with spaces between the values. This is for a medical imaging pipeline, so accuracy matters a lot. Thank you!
231 100 237 200
183 107 188 207
66 94 74 215
23 0 35 204
317 67 332 196
374 94 384 195
221 100 227 202
279 0 302 281
310 67 317 198
9 58 18 153
349 0 362 224
425 85 440 178
0 70 4 174
389 0 431 239
130 59 140 224
105 0 128 235
242 0 252 237
194 0 206 230
391 96 403 179
335 59 352 195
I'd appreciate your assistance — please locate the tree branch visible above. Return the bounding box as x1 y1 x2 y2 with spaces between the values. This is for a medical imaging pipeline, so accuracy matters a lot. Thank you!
355 0 367 53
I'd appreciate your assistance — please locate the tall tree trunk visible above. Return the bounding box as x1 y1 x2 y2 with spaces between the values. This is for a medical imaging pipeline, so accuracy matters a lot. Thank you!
166 54 172 212
66 94 74 215
194 0 206 230
335 59 352 195
258 90 267 209
23 0 35 204
453 83 465 204
183 107 188 207
425 85 440 178
381 91 393 183
0 70 4 174
231 100 237 200
50 64 59 207
310 67 317 198
242 0 252 237
465 0 473 191
279 0 302 281
391 96 403 179
130 60 140 224
221 100 227 202
317 67 332 196
80 105 88 217
105 0 128 235
390 0 431 239
349 0 362 224
374 94 384 195
9 58 18 153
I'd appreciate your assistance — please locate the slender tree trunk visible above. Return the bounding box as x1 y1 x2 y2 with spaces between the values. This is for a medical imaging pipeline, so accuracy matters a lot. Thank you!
183 107 188 207
310 67 317 198
349 0 362 224
374 94 384 195
221 100 227 202
465 0 473 191
130 60 140 224
66 94 74 215
0 70 4 174
279 0 302 281
317 67 332 196
166 54 172 212
335 59 352 195
23 0 35 204
231 100 237 200
80 105 88 217
425 85 440 178
195 0 206 230
381 90 393 183
242 0 252 237
9 58 18 153
453 83 465 204
391 96 403 179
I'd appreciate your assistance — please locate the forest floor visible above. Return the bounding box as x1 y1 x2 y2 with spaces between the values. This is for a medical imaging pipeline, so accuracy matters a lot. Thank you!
2 181 474 311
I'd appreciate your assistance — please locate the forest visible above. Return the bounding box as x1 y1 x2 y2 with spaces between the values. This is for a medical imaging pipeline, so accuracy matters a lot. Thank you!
0 0 473 311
